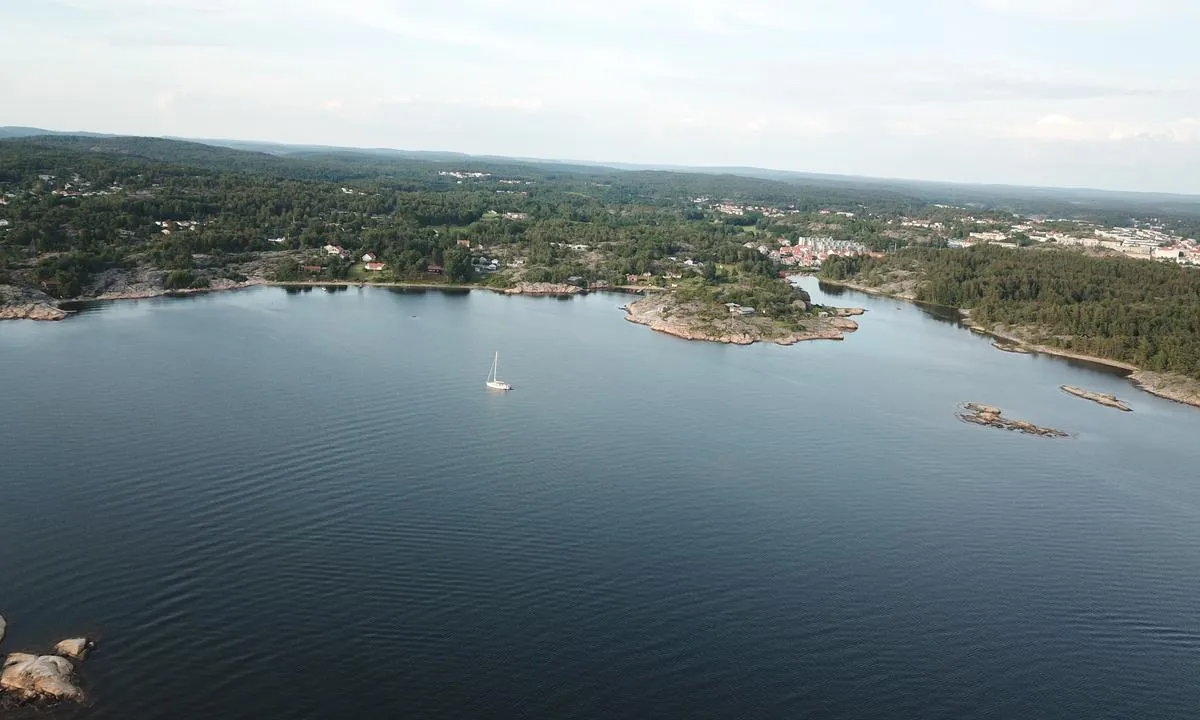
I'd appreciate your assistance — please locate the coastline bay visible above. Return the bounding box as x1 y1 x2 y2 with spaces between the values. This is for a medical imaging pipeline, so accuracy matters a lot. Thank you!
3 280 1200 718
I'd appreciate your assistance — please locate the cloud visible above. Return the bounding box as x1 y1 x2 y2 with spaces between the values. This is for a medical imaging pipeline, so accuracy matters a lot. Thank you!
975 0 1196 21
1010 115 1200 143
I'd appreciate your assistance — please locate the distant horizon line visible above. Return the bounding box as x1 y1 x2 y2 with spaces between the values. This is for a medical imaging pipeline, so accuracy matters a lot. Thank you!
3 123 1200 201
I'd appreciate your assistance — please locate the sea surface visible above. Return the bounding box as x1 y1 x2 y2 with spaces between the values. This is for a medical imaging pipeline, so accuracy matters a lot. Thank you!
2 279 1200 719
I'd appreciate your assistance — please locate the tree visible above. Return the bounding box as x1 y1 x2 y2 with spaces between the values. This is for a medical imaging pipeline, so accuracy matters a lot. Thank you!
443 246 474 282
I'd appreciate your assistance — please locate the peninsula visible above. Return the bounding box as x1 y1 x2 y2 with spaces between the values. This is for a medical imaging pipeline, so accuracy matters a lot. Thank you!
820 247 1200 409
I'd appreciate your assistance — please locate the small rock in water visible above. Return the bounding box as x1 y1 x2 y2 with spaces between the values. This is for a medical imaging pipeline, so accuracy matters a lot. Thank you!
54 638 93 661
1 653 86 702
958 403 1067 438
0 615 6 646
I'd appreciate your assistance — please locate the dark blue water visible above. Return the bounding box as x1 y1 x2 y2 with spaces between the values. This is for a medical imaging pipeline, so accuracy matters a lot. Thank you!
2 280 1200 719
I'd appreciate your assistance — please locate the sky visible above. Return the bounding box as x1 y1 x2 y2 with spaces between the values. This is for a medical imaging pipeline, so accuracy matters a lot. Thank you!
2 0 1198 194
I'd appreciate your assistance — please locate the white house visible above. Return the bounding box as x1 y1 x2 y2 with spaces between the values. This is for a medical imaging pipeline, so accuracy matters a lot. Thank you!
323 244 343 255
362 252 377 262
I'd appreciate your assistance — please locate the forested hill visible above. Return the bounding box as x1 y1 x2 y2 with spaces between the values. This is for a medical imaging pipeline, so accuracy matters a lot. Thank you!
821 246 1200 379
1 134 894 297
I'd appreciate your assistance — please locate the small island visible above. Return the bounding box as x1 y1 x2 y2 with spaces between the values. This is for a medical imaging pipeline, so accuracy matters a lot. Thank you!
957 403 1068 437
1060 385 1132 411
623 275 860 345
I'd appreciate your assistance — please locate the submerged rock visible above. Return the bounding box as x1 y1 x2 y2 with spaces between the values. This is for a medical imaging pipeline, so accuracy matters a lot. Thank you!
1 653 85 702
53 638 93 661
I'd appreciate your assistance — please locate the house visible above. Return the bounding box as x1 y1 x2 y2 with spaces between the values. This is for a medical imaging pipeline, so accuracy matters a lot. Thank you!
323 244 343 255
626 274 641 284
457 239 472 247
362 252 377 262
427 264 443 275
364 262 386 271
301 265 322 273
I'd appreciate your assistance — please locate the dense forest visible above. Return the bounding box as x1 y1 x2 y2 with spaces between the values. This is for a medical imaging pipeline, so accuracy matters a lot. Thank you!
821 246 1200 378
0 135 924 295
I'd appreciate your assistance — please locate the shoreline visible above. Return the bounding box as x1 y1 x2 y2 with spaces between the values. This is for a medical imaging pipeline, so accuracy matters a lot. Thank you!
813 275 1200 409
2 279 655 321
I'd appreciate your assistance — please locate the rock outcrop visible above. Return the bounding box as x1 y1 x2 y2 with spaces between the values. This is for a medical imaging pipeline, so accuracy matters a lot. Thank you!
957 403 1068 437
0 618 95 704
1061 385 1132 411
992 341 1031 354
53 638 93 661
502 282 581 296
1129 370 1200 409
0 615 6 646
1 654 85 703
0 285 66 321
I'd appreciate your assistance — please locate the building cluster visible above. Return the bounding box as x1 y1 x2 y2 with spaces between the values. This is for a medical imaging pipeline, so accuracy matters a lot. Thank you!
900 212 1199 266
438 171 491 180
155 220 199 234
694 198 793 219
745 236 870 267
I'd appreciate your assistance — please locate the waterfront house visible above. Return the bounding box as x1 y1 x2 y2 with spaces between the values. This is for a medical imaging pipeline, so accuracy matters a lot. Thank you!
301 265 322 273
364 262 385 271
427 264 444 275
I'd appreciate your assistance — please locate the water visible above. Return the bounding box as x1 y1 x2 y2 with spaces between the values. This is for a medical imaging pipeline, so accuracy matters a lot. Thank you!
2 279 1199 719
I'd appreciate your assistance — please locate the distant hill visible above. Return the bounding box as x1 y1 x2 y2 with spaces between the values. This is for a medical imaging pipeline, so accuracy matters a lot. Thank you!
0 126 115 140
3 126 1199 222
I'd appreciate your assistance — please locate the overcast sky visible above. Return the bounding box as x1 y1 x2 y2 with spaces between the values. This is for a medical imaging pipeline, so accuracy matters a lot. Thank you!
2 0 1198 193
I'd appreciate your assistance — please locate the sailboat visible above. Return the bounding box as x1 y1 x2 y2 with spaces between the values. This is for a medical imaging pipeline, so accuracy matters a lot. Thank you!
486 351 512 391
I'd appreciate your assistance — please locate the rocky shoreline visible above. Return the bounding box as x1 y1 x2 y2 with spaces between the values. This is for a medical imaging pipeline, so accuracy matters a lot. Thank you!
957 403 1068 437
0 274 650 322
501 282 582 296
0 285 69 321
622 293 859 346
0 614 95 705
1061 385 1132 411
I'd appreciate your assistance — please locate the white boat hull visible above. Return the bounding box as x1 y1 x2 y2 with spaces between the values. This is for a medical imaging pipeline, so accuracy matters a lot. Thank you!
486 380 511 391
